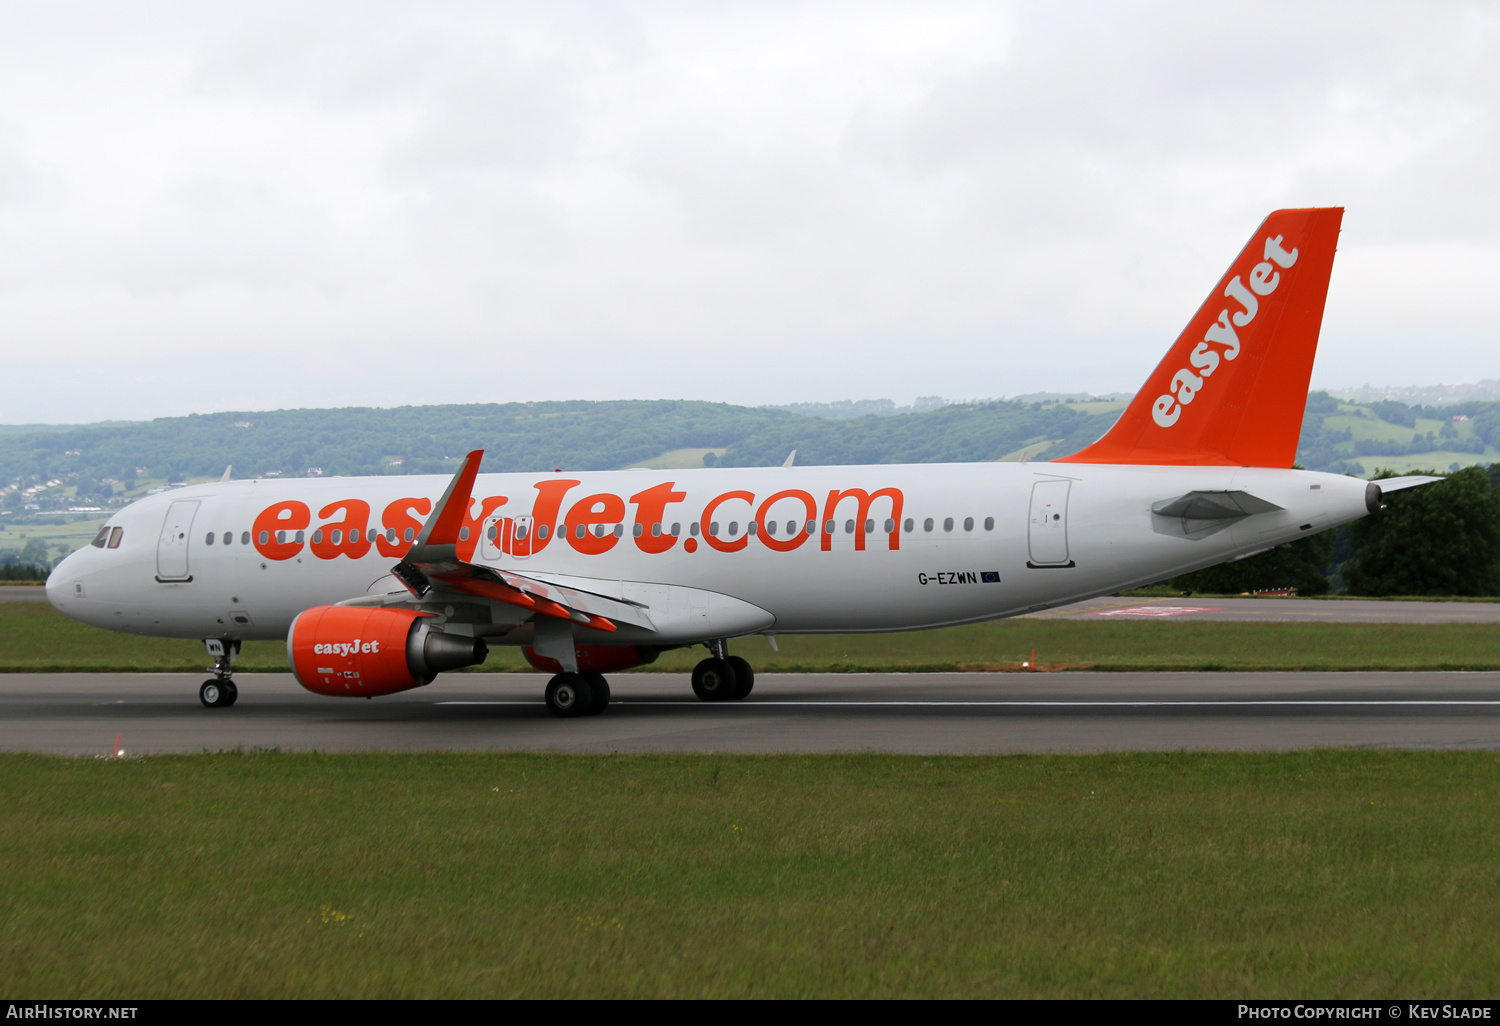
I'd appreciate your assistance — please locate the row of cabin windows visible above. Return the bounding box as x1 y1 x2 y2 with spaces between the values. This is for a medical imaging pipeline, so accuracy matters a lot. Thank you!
505 516 997 542
212 515 1001 551
89 526 124 549
232 527 423 547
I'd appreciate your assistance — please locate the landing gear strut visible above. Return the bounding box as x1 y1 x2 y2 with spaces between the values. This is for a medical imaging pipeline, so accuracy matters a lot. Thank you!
692 641 754 702
545 671 612 718
200 638 240 709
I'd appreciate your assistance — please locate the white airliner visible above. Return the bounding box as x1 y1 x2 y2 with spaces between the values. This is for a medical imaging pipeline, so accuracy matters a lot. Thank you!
47 207 1435 715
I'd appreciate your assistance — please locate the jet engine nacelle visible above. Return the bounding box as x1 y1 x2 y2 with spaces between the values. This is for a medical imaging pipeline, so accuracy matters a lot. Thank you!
522 643 662 675
288 605 488 697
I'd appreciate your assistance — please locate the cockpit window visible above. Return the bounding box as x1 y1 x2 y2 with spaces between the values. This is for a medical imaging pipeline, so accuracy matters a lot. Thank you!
90 527 110 548
108 527 122 549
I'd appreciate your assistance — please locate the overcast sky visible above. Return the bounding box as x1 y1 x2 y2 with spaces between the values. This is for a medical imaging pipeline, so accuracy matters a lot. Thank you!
1 1 1496 423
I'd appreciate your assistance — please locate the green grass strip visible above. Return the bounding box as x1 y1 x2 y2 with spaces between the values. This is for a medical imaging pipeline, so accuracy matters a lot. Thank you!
5 602 1500 673
2 750 1499 997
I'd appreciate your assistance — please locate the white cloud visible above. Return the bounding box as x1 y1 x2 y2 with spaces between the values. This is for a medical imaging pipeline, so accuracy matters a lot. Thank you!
0 0 1497 421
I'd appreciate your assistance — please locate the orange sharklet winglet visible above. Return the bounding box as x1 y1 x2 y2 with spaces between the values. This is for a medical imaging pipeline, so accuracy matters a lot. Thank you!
415 449 485 547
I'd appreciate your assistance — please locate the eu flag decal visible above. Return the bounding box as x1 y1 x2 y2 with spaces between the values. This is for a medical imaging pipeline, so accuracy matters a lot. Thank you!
980 571 1001 583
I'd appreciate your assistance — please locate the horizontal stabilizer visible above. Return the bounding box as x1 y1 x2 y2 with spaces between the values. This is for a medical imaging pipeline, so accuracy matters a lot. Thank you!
1151 490 1284 520
1374 475 1443 495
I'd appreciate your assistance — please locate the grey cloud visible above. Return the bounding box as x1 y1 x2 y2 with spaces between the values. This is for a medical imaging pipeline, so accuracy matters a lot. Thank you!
1 2 1498 422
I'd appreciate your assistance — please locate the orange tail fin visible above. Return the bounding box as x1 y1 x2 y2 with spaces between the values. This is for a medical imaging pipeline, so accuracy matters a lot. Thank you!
1055 207 1343 468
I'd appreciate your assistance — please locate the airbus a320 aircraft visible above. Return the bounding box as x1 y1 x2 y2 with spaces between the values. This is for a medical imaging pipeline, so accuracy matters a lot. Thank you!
48 207 1436 716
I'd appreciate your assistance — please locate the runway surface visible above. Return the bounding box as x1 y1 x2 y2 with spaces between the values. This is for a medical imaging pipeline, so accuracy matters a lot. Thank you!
0 586 46 602
6 671 1500 755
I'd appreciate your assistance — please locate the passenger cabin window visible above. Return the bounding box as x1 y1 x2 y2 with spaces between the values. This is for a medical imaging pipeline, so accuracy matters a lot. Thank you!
923 518 934 532
884 519 894 533
984 517 994 531
240 531 250 545
205 532 215 545
904 518 914 532
964 517 974 531
222 532 231 546
943 517 954 532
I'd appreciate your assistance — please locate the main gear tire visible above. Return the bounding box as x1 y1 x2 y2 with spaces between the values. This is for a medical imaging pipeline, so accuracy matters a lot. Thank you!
726 656 754 700
691 658 737 702
583 671 611 715
545 673 594 718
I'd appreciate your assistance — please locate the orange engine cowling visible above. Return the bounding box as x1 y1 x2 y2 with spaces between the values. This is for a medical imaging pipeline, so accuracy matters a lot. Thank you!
523 644 661 675
288 605 488 697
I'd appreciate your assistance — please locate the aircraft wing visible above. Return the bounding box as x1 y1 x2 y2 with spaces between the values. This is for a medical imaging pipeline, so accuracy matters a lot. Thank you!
371 450 655 634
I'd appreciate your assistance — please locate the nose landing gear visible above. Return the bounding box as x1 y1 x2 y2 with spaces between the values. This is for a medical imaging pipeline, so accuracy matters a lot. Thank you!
200 638 241 708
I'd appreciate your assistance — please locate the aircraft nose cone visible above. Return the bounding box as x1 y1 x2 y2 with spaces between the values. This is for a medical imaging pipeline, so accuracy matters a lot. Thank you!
46 553 78 611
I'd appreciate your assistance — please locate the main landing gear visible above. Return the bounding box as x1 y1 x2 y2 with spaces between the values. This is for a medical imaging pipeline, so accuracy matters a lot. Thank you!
691 640 754 702
544 670 612 718
200 638 240 709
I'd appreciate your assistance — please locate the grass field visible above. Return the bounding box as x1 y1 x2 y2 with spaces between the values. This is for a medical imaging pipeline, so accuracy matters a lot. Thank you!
4 602 1500 673
620 447 726 469
0 516 109 561
2 749 1498 997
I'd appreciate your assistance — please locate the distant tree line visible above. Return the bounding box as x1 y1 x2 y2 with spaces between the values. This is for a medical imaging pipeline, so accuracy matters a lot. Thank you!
0 398 1124 494
1297 393 1500 474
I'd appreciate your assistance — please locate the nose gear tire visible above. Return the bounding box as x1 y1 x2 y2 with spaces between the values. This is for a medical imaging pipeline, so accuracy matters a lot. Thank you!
199 680 237 708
